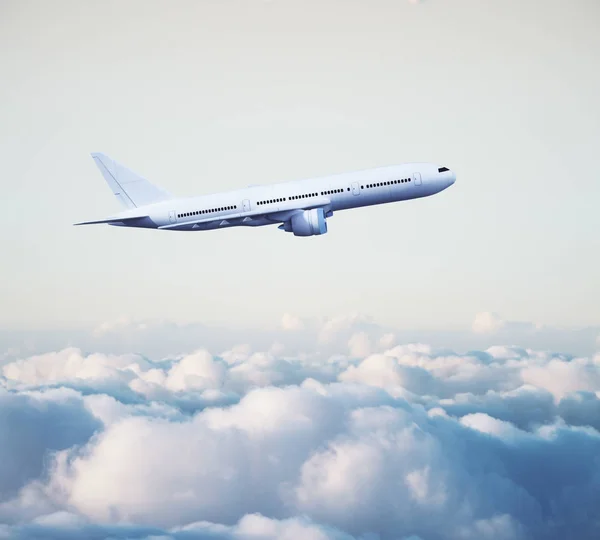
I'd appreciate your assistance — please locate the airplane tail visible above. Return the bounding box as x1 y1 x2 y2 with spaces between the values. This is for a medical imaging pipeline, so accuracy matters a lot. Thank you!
90 153 172 209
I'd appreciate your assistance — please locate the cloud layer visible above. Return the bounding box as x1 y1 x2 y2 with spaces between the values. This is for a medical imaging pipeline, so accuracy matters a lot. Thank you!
3 311 599 365
1 329 599 539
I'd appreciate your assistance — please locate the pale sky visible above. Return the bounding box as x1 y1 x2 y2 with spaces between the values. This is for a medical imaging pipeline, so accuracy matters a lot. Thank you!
1 0 599 333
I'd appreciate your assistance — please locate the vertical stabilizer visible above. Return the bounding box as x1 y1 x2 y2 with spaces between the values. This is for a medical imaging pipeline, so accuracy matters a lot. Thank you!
91 153 172 209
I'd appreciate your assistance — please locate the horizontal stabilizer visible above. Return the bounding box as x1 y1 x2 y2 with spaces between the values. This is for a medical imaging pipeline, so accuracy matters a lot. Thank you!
73 215 148 226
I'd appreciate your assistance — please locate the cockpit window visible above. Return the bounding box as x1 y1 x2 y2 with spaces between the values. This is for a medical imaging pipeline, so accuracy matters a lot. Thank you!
438 167 449 173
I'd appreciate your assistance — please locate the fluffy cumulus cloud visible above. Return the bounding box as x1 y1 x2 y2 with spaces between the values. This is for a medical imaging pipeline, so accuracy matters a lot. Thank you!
1 325 599 539
472 312 507 334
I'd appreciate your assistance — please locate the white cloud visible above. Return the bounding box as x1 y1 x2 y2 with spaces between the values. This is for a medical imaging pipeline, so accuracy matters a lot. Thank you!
92 315 149 337
379 332 396 350
4 311 599 363
1 332 600 539
460 412 524 440
347 331 371 357
5 512 356 539
318 312 375 344
164 350 226 392
0 387 100 506
2 347 146 386
521 356 600 400
281 313 305 331
472 312 506 334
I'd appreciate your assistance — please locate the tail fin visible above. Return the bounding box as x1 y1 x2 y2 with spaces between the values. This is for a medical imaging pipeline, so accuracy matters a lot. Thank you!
91 153 172 209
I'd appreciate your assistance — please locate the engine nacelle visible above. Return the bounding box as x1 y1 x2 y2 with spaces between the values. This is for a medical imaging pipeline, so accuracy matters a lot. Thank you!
281 208 328 236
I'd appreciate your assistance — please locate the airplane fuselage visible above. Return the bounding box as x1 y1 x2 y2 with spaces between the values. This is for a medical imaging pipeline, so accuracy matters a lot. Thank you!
113 162 455 233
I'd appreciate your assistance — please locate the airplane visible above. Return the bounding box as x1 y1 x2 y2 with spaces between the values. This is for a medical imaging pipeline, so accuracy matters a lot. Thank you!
74 153 456 237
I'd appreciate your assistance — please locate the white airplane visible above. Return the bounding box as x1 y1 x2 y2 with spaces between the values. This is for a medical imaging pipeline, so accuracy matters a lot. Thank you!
75 153 456 236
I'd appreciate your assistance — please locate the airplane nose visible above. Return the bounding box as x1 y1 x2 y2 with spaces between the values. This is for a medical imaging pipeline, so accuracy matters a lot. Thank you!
436 166 455 189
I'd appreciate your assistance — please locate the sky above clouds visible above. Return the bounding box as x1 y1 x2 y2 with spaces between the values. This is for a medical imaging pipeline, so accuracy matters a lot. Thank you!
2 1 600 538
1 0 600 332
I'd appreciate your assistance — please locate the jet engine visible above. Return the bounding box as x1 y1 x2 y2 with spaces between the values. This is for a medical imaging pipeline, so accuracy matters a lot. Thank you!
279 208 328 236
